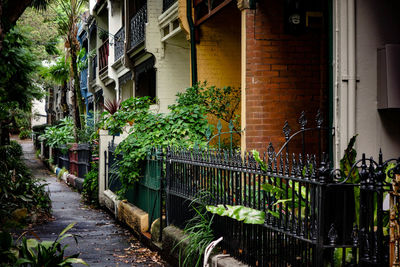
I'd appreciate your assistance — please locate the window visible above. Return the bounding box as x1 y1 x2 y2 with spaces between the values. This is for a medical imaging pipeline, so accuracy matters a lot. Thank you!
134 57 156 99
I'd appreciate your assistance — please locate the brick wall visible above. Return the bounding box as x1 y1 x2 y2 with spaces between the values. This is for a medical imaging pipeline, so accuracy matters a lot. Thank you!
245 1 328 153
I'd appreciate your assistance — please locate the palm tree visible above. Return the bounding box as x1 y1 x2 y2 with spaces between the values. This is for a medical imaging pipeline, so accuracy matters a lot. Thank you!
52 0 87 142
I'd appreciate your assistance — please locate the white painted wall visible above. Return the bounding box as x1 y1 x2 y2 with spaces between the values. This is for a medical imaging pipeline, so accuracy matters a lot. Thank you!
334 0 400 164
145 1 190 113
31 98 47 126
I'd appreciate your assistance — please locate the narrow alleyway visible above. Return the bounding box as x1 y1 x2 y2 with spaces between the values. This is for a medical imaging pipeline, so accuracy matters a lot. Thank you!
18 139 168 267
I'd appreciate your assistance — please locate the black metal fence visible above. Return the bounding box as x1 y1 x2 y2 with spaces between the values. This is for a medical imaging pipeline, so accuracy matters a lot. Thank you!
114 27 125 61
164 112 400 267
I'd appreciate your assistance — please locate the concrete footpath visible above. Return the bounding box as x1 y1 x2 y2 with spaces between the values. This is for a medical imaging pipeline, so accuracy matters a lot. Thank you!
19 139 168 267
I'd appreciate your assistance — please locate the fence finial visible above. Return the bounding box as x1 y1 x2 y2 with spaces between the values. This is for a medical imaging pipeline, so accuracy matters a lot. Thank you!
298 111 307 130
283 121 291 140
328 223 338 245
315 109 323 128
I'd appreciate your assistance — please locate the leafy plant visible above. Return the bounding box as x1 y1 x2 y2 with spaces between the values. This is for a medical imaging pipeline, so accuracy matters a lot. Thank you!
101 98 121 115
82 162 99 205
0 141 51 230
41 117 74 148
0 223 88 266
174 193 215 267
57 167 68 180
206 205 265 224
19 129 31 140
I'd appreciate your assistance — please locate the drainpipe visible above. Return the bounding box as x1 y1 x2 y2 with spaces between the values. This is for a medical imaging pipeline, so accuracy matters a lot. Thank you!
187 0 197 85
347 0 356 139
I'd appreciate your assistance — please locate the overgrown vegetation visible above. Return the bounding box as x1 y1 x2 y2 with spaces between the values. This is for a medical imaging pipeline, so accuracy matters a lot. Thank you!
0 141 51 230
0 222 87 266
82 162 99 205
40 117 74 149
98 83 240 197
106 90 209 196
174 193 215 267
0 27 43 145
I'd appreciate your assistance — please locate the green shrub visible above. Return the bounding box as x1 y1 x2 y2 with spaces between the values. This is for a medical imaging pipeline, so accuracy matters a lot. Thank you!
0 223 87 266
82 162 98 205
41 117 74 148
0 141 51 230
174 193 215 267
19 129 31 139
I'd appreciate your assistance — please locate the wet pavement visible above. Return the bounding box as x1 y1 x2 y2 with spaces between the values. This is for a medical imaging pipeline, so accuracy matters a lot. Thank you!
18 139 168 267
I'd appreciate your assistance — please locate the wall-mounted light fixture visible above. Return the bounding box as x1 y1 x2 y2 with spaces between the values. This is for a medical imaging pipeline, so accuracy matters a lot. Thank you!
284 0 305 34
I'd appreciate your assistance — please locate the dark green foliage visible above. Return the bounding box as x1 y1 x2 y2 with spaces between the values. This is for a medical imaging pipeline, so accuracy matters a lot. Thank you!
82 162 99 205
108 90 209 196
177 82 241 133
174 193 215 267
19 129 31 140
0 27 43 145
41 117 74 148
0 27 42 112
0 223 87 266
0 141 51 230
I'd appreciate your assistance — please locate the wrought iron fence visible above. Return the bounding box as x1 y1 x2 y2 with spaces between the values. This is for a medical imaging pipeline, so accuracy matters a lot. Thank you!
129 4 147 51
99 39 109 73
91 55 97 81
114 27 124 61
164 112 400 266
107 143 122 192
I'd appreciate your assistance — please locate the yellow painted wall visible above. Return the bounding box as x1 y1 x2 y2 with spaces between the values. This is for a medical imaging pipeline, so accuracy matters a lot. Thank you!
196 3 241 89
197 4 241 146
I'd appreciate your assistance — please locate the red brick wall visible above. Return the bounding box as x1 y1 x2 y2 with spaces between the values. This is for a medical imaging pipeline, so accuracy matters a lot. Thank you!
245 1 328 153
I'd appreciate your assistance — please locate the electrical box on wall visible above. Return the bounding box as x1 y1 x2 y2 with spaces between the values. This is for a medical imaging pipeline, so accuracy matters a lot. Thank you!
377 44 400 109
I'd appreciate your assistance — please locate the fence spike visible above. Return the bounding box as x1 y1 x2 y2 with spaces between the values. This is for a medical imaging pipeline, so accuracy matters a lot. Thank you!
273 152 278 173
291 153 296 176
279 154 283 175
298 111 307 130
311 154 317 180
283 120 291 140
328 223 338 245
297 154 303 177
315 109 323 128
285 152 289 176
351 225 359 246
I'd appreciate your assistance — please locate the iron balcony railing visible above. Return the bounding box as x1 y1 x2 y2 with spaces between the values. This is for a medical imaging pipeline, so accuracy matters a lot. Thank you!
99 39 109 73
163 0 177 12
80 67 88 89
114 27 124 61
129 4 147 51
91 55 97 81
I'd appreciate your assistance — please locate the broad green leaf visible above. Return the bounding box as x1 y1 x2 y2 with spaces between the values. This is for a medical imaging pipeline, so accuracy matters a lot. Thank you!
206 205 265 225
63 258 89 266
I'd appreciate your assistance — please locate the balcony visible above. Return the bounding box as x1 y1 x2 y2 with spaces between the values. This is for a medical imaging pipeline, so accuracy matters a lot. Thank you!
99 39 109 73
91 55 97 81
114 27 125 61
163 0 177 12
129 4 147 51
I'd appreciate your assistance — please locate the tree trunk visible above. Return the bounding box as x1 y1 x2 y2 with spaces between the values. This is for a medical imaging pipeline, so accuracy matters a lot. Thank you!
71 43 84 130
